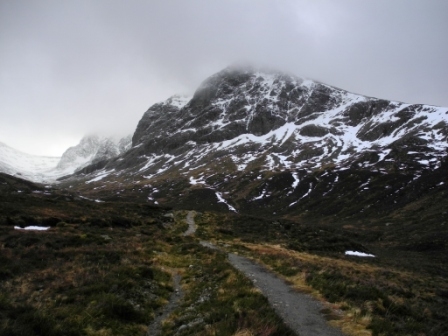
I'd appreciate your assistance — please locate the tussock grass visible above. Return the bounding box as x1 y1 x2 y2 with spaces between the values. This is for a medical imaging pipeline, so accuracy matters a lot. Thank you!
0 197 295 336
0 223 174 336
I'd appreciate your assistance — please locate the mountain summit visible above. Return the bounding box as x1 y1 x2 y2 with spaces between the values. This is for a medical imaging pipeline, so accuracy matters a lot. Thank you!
57 66 448 219
112 66 447 175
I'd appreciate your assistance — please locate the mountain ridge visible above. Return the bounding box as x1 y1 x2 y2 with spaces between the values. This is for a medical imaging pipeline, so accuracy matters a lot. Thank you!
76 66 447 178
2 65 447 223
52 66 446 234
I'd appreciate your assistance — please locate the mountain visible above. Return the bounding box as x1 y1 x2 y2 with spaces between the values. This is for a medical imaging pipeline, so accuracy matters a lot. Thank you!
53 66 447 235
2 65 447 336
0 135 132 183
128 65 445 172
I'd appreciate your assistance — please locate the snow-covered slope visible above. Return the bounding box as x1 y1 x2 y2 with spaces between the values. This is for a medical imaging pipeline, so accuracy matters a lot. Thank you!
0 135 132 183
118 66 448 178
56 135 131 176
0 142 60 183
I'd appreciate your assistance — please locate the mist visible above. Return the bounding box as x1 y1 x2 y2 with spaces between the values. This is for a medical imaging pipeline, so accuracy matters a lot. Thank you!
1 0 447 156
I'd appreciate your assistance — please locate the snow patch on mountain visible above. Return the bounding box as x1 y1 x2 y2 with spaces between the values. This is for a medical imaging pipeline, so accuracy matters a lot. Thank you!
215 191 237 213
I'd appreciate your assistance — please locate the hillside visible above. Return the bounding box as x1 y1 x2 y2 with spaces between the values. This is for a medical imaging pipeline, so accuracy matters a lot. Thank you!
1 172 447 335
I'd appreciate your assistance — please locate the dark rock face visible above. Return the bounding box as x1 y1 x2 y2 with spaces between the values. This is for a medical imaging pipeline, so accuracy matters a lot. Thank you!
132 95 190 147
131 66 317 149
299 125 330 137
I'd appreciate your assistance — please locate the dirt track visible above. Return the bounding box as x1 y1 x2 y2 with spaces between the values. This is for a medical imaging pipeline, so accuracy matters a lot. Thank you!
146 273 183 335
169 211 346 336
182 210 197 236
228 253 345 336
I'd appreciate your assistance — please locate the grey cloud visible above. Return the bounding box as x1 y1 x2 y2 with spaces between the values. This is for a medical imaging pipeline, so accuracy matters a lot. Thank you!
0 0 447 155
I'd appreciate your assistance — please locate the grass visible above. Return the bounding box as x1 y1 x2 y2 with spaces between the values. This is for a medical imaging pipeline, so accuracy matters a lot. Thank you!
2 172 448 335
0 222 174 336
157 238 295 336
192 210 448 336
223 242 448 336
0 175 297 335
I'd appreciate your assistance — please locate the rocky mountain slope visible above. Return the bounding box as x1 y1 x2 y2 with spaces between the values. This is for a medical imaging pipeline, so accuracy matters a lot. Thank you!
125 65 446 175
64 66 446 218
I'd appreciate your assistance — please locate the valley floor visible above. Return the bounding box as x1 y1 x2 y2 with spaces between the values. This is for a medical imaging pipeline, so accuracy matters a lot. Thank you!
1 174 447 336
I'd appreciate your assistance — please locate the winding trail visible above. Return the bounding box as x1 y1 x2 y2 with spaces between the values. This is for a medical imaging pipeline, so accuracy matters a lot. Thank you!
228 253 345 336
146 273 183 336
146 274 183 336
193 211 345 336
146 211 197 335
182 210 197 236
152 211 345 335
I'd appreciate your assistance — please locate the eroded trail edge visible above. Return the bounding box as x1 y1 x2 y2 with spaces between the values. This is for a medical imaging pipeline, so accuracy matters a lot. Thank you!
146 273 183 336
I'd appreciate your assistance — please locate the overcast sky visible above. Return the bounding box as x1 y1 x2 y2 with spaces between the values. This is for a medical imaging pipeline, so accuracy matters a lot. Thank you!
1 0 447 156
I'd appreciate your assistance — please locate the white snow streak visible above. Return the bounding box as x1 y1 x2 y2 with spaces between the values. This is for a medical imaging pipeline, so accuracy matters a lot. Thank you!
345 251 375 257
215 191 237 212
14 226 50 231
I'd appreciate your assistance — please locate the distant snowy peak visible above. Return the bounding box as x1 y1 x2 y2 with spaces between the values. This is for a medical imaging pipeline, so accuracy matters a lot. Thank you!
56 135 100 171
118 135 132 153
0 135 132 183
58 135 131 172
0 142 60 182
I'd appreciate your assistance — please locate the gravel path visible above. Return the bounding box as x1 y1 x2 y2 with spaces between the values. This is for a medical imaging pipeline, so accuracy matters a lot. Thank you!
146 212 195 335
197 213 346 335
182 211 197 236
146 274 183 336
228 253 345 336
